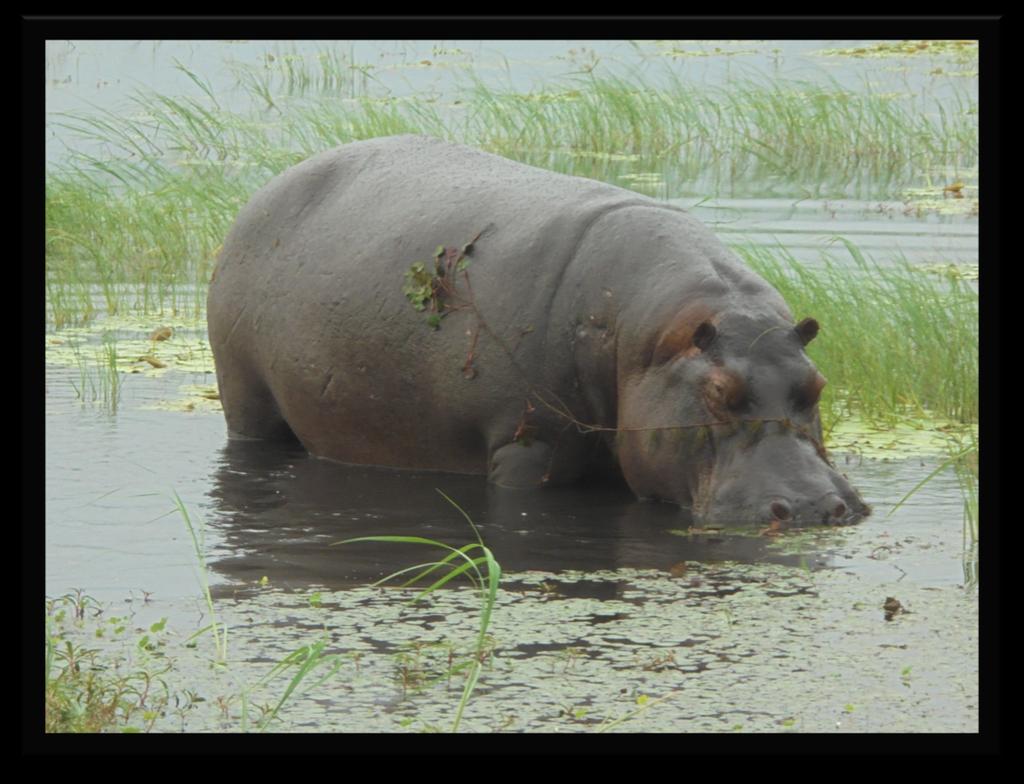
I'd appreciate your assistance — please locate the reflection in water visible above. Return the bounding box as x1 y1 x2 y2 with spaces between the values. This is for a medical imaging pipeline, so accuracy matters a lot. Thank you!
205 439 827 593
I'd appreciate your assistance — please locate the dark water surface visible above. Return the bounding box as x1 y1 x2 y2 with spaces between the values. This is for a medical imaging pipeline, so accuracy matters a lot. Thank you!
45 363 977 601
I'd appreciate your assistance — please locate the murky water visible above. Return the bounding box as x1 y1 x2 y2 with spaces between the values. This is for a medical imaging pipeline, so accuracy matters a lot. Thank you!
44 309 978 733
46 343 974 597
44 40 978 732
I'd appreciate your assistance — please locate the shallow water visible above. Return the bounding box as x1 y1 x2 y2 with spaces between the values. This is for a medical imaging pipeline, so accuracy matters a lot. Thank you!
45 348 977 600
44 326 977 732
44 40 978 733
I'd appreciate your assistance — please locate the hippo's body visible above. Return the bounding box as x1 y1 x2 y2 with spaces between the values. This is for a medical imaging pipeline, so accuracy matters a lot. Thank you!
208 135 868 527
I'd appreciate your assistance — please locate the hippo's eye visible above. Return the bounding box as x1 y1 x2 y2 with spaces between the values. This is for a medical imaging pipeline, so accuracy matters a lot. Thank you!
704 368 746 413
792 372 826 410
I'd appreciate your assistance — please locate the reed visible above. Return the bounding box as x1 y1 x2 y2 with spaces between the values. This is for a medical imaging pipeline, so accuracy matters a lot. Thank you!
335 490 501 732
735 241 978 430
461 69 977 194
173 493 346 732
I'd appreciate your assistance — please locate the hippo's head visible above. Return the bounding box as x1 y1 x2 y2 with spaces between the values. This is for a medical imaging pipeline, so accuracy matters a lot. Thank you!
615 306 869 528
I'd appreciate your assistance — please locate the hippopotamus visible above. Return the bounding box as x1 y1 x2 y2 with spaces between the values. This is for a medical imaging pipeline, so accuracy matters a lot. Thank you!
208 135 869 528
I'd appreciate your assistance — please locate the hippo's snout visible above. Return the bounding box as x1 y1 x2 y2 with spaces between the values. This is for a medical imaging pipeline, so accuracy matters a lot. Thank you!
697 431 870 528
761 491 869 528
703 488 869 528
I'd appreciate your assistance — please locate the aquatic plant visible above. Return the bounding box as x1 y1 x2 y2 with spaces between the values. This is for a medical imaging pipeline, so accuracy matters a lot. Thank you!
461 68 977 194
45 597 175 733
63 331 123 412
335 490 501 732
173 492 346 732
174 492 228 665
46 48 976 330
735 240 978 430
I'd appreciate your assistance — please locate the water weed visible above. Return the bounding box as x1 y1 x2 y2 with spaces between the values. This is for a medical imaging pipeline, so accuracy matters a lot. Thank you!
335 490 501 732
243 637 344 732
462 69 976 195
174 495 229 665
171 494 348 732
735 241 978 430
63 331 123 412
45 596 174 733
47 49 976 331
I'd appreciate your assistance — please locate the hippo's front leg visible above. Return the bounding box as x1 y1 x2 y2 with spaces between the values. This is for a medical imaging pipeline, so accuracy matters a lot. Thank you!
488 431 596 488
488 441 555 488
487 446 552 487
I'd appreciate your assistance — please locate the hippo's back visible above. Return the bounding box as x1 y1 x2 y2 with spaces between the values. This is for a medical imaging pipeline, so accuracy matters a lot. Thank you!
206 136 660 469
211 135 659 305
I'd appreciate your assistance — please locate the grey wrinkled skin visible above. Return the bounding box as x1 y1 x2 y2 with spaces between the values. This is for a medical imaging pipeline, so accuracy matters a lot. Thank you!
208 135 869 528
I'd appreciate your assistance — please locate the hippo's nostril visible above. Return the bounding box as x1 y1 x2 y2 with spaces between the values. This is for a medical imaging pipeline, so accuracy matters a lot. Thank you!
770 500 792 521
832 501 847 519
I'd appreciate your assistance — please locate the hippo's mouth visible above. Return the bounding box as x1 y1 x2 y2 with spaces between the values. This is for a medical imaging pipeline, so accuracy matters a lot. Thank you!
768 495 872 528
690 495 871 529
808 504 870 527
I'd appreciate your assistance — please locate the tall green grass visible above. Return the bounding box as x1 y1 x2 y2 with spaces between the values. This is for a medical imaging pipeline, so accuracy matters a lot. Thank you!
736 240 978 429
464 69 977 193
335 490 501 732
230 44 376 102
46 57 977 328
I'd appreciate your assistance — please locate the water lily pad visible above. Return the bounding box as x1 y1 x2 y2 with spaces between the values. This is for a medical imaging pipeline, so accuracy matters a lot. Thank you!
914 262 978 281
657 46 759 59
563 150 641 162
141 384 223 413
46 332 215 376
812 41 978 61
826 413 977 459
902 184 979 217
617 172 664 193
518 90 582 104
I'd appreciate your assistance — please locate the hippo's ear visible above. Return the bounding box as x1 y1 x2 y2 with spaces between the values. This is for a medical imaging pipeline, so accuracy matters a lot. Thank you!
651 314 717 364
794 318 819 346
692 321 717 352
